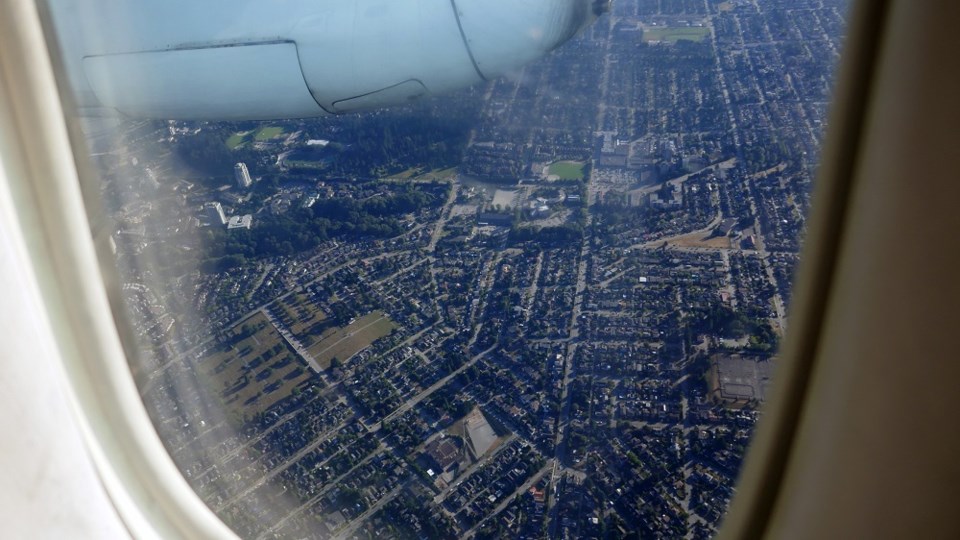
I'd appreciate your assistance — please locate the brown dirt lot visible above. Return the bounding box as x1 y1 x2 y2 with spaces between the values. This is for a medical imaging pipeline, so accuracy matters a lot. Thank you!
668 231 734 249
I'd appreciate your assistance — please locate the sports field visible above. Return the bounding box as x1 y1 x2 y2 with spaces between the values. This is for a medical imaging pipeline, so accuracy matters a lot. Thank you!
226 126 286 149
225 131 251 149
548 161 585 180
306 311 396 369
254 126 285 140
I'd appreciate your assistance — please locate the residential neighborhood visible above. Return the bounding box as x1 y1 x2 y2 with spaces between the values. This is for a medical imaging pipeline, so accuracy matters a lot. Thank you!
91 0 848 537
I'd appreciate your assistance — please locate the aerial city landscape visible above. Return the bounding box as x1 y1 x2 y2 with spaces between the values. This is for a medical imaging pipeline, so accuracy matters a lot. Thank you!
87 0 848 538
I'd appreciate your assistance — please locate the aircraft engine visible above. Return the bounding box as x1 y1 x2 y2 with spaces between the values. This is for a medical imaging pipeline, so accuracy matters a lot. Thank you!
49 0 604 120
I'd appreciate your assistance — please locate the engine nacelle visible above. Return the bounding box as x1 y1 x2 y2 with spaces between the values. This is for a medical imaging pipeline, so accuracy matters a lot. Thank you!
48 0 603 120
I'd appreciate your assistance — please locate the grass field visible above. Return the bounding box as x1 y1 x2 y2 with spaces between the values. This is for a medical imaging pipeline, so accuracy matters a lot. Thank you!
254 126 285 141
274 292 330 337
548 161 586 180
416 167 458 181
643 26 710 43
226 131 252 149
285 160 328 170
306 311 396 369
392 167 458 181
392 168 420 179
225 125 285 148
201 311 314 419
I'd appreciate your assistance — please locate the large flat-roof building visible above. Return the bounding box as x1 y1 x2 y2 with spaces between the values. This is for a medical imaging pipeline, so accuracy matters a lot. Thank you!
227 214 252 230
464 409 498 459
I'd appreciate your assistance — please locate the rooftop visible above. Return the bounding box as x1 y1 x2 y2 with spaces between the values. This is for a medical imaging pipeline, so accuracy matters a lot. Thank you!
227 214 252 230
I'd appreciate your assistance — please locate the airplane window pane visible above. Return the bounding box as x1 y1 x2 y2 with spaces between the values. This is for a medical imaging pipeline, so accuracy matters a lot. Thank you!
49 0 848 537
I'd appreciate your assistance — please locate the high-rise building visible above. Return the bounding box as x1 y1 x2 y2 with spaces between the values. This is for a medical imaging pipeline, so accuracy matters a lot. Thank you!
234 162 252 189
201 201 227 225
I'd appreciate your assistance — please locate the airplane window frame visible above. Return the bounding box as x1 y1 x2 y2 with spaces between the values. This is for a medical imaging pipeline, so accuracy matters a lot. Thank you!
0 2 237 539
718 0 890 537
